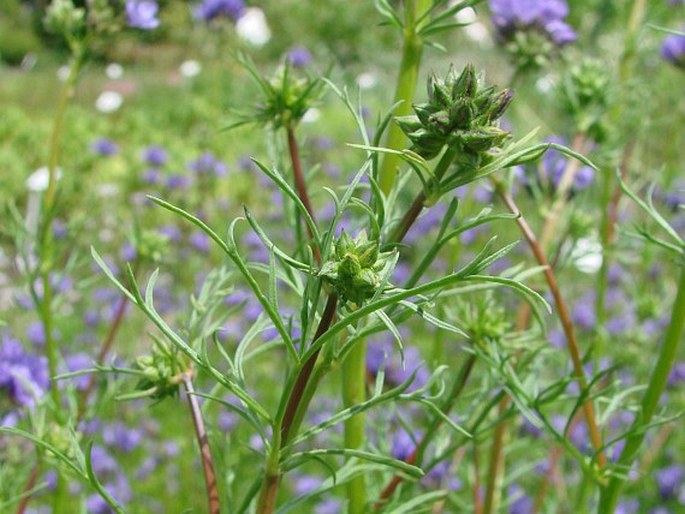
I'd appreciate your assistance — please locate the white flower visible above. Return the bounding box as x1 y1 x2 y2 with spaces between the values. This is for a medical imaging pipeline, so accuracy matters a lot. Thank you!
236 8 271 47
536 76 555 94
302 108 321 123
571 237 603 274
95 91 123 113
454 6 491 45
57 65 70 82
179 60 202 78
106 63 124 79
356 72 377 90
26 166 62 192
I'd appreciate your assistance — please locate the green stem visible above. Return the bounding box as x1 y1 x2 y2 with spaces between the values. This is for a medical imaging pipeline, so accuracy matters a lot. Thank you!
378 0 431 194
37 49 83 514
342 336 368 514
389 145 459 244
598 262 685 513
40 51 82 409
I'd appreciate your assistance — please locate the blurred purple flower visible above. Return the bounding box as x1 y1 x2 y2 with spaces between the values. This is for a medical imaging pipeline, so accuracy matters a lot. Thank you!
166 174 192 190
422 460 462 490
193 0 245 22
142 168 161 185
158 224 182 243
218 410 238 431
315 499 342 514
63 353 93 391
141 145 168 166
90 138 119 156
103 422 143 453
126 1 160 30
542 137 594 192
188 152 228 177
572 301 596 331
391 427 417 460
655 464 684 500
508 484 534 514
287 46 313 68
667 361 685 387
189 231 211 252
662 29 685 69
293 474 322 495
0 334 50 408
489 0 576 45
615 499 639 514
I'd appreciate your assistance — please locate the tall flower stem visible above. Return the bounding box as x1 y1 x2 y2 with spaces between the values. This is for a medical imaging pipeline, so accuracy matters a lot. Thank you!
378 0 432 194
183 372 221 514
492 179 607 468
33 48 84 514
598 262 685 513
342 338 368 514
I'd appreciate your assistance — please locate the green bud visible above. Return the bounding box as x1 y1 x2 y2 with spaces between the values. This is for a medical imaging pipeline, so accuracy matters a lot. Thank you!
320 231 394 305
43 0 85 38
452 63 476 99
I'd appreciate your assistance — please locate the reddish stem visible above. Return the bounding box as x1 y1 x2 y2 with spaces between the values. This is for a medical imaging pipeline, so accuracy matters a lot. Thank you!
183 372 221 514
287 126 321 264
493 182 607 468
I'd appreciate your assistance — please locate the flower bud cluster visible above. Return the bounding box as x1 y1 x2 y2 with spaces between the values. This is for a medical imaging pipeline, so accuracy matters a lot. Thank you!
134 342 183 400
319 230 395 306
395 64 513 160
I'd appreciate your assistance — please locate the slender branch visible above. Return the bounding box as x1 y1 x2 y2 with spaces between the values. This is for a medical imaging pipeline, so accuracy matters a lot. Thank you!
482 399 508 514
78 291 131 418
183 371 221 514
473 443 483 514
493 180 607 468
14 463 42 514
280 294 338 444
286 126 321 264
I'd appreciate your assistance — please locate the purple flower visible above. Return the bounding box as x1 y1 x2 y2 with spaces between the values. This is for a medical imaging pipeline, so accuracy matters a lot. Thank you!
142 168 161 185
391 427 417 460
90 138 119 156
0 333 50 408
103 422 144 453
667 362 685 387
615 499 639 514
489 0 576 46
662 30 685 69
63 353 94 391
572 301 596 331
166 174 192 190
188 152 228 177
126 1 160 30
541 137 594 192
189 231 211 252
655 464 685 499
293 475 322 495
141 145 168 166
287 46 313 68
508 484 534 514
193 0 245 22
315 499 342 514
218 410 238 431
422 460 462 490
